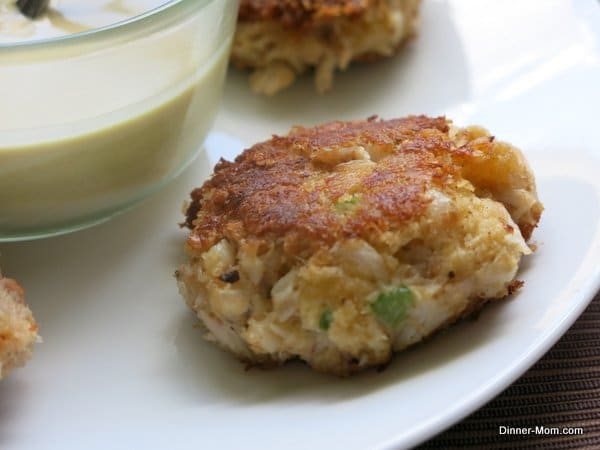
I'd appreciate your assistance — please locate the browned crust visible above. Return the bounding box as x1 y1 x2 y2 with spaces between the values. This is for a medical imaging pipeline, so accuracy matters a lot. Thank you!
520 217 541 242
184 115 542 257
238 0 374 27
507 279 525 295
185 116 460 254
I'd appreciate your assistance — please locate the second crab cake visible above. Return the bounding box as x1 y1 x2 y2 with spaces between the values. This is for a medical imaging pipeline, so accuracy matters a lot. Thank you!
177 115 543 376
232 0 422 95
0 272 38 379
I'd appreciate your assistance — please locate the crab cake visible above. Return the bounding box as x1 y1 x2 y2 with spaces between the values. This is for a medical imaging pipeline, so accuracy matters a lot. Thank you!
0 273 38 378
177 116 543 376
232 0 422 95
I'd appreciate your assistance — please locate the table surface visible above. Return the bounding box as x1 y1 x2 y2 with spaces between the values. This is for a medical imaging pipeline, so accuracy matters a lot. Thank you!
420 291 600 449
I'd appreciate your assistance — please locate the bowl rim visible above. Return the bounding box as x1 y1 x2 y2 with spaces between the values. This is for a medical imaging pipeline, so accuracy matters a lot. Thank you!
0 0 217 53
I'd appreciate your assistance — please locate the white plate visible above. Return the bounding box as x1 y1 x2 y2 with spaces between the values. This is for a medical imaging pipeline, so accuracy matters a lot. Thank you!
2 1 600 449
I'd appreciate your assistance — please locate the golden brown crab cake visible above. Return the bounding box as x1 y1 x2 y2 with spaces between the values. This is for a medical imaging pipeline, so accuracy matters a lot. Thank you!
177 115 543 376
0 273 38 378
232 0 422 95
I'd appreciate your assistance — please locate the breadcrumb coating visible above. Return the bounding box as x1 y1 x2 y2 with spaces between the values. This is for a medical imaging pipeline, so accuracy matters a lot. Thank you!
178 116 543 375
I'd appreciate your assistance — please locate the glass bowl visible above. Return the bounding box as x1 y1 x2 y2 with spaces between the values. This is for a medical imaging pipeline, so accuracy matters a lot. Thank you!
0 0 239 241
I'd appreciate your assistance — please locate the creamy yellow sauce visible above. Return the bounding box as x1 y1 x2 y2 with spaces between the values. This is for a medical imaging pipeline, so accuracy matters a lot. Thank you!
0 0 166 42
0 0 234 237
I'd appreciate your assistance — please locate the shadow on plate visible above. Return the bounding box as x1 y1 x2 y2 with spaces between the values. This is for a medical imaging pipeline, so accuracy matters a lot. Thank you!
171 298 510 405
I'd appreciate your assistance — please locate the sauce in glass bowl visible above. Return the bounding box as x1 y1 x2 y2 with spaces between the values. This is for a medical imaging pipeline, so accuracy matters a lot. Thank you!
0 0 239 241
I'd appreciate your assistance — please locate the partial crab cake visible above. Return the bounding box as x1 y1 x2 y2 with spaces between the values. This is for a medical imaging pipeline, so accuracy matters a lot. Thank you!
0 273 38 378
232 0 422 95
177 116 543 376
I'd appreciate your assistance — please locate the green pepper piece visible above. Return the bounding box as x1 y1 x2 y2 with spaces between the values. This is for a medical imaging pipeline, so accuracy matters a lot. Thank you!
334 195 359 212
319 308 333 330
370 286 415 328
